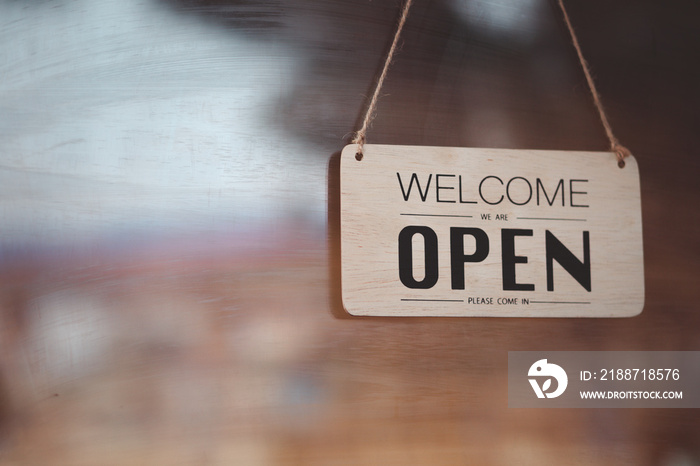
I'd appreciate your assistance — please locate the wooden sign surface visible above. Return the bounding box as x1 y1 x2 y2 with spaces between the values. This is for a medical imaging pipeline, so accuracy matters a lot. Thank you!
340 144 644 317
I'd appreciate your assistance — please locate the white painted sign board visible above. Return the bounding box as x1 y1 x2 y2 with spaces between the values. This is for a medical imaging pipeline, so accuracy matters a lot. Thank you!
340 144 644 317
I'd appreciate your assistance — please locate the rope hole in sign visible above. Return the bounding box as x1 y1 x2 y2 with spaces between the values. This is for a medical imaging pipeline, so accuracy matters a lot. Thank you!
352 0 631 169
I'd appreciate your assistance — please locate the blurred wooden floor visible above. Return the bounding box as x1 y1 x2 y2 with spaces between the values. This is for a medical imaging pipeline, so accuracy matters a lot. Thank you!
0 0 699 464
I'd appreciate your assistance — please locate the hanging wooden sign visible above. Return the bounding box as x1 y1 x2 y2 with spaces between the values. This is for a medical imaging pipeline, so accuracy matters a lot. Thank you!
340 144 644 317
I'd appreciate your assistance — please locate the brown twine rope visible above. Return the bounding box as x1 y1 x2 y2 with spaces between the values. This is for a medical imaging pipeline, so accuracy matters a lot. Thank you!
557 0 631 168
353 0 630 168
352 0 414 161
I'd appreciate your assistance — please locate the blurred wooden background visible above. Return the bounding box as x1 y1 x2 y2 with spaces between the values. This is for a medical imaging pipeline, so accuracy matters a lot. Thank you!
0 0 698 464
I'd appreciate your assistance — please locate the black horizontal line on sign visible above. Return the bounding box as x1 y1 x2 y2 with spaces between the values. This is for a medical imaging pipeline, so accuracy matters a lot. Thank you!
400 213 473 218
401 298 464 302
516 217 587 222
530 301 591 304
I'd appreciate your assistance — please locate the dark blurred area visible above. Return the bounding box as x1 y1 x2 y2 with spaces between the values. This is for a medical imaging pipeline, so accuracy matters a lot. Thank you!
0 0 699 464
